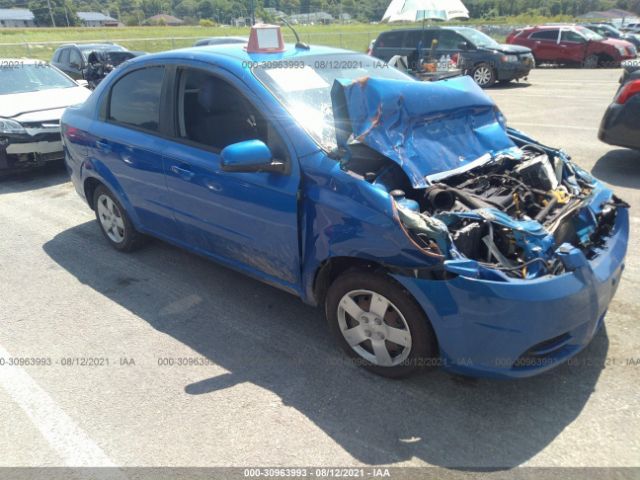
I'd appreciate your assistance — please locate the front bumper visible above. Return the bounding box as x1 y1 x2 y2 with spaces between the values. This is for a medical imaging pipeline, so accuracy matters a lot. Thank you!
497 60 533 81
598 96 640 150
0 130 63 170
393 208 628 378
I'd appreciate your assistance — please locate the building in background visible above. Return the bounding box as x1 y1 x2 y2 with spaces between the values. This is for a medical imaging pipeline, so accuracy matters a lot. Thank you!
77 12 119 27
144 14 184 26
0 8 36 28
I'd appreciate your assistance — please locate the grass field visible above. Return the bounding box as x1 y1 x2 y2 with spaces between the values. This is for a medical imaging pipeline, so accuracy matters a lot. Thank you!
0 15 574 60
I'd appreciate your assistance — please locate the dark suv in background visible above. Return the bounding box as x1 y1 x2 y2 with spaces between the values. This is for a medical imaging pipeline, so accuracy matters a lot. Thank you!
51 43 144 84
370 26 534 87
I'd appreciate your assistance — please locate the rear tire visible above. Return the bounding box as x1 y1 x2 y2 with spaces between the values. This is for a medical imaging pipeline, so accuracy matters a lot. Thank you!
326 269 438 378
93 185 144 252
584 54 599 68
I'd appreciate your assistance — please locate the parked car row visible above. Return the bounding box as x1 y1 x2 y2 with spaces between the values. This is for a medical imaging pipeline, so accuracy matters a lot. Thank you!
0 60 90 171
1 25 634 380
370 26 534 88
507 25 637 68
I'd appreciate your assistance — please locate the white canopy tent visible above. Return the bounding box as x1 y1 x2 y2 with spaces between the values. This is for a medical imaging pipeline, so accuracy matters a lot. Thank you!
382 0 469 22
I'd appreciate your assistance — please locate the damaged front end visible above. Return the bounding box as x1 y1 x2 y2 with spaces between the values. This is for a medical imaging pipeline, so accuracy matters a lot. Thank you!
0 119 64 170
331 76 629 282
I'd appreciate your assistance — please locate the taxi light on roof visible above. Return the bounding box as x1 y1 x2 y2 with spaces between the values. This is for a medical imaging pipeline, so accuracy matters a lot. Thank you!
246 24 285 53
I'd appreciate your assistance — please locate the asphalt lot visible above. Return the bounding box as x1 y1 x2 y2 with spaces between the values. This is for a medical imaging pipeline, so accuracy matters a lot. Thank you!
1 68 639 471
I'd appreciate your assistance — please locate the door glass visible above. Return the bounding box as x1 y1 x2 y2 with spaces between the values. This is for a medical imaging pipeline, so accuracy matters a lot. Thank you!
69 49 82 68
530 30 559 41
108 66 165 132
176 68 280 154
436 30 463 50
59 49 70 64
561 30 585 43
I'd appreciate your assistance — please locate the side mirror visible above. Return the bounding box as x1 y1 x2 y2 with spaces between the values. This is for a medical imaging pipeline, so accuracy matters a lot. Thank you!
458 41 469 50
220 139 285 174
76 79 89 88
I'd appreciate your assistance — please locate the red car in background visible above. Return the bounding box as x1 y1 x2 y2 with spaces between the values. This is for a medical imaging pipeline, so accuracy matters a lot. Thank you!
507 25 637 68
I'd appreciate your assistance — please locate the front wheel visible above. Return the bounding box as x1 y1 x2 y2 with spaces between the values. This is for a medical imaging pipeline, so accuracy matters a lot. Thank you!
471 62 496 88
326 270 438 378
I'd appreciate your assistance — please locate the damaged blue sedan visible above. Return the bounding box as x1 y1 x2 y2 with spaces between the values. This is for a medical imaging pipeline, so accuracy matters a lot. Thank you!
61 25 629 378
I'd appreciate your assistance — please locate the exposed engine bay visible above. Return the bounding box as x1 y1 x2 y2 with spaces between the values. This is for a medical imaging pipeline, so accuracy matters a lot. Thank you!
343 138 628 280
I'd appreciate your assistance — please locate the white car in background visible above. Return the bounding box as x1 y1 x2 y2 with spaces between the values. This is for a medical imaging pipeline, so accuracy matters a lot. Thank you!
0 59 90 172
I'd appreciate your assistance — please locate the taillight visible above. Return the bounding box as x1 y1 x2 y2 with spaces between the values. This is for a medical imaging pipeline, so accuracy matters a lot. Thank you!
615 79 640 104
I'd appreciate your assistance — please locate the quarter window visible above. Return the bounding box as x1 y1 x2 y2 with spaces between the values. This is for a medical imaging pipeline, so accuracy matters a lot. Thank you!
108 66 165 132
378 31 404 48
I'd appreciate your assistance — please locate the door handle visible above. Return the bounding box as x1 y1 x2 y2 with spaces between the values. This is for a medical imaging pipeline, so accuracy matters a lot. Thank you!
95 140 111 152
170 164 194 180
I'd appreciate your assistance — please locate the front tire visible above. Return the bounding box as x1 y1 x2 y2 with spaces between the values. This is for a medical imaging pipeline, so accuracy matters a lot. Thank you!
326 270 438 378
93 185 144 252
471 62 496 88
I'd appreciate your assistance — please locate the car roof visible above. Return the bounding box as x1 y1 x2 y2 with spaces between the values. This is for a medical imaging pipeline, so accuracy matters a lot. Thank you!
140 43 355 65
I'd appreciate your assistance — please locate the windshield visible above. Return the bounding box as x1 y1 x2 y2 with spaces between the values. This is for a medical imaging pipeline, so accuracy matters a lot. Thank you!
253 53 412 149
576 26 605 41
0 64 77 95
453 28 500 48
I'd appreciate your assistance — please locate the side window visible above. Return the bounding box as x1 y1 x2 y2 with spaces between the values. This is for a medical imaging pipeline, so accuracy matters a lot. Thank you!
59 48 70 64
530 30 559 41
69 49 83 67
436 30 464 50
378 31 405 48
176 68 285 157
561 30 585 43
404 31 422 49
53 50 60 62
108 66 165 132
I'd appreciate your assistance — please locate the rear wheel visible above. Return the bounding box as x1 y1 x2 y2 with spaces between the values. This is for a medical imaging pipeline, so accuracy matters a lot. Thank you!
584 54 599 68
326 270 437 378
471 62 496 88
93 185 144 252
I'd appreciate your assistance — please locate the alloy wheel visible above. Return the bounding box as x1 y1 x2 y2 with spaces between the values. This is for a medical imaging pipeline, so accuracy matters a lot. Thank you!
337 289 412 367
96 193 126 244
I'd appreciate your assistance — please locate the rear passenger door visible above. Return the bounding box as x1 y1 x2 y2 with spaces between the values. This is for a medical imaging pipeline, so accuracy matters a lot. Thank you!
528 29 560 61
91 65 178 239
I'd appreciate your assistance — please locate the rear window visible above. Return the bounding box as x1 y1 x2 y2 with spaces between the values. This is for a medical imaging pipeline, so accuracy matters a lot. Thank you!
108 66 165 132
530 30 559 40
377 31 405 48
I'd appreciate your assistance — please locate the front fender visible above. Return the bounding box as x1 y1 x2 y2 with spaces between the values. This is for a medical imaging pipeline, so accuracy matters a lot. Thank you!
299 151 442 304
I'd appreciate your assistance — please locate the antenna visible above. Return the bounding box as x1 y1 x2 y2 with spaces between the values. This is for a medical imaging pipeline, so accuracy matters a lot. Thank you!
281 18 310 50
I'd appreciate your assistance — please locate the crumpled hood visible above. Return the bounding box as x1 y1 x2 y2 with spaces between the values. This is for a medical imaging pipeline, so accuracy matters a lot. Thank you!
331 75 517 188
0 87 90 120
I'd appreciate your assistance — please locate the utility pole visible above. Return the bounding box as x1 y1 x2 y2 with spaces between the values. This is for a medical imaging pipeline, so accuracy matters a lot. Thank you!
46 0 57 26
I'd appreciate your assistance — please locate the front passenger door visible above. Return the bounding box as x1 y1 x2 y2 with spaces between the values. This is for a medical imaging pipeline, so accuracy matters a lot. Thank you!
162 66 301 288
